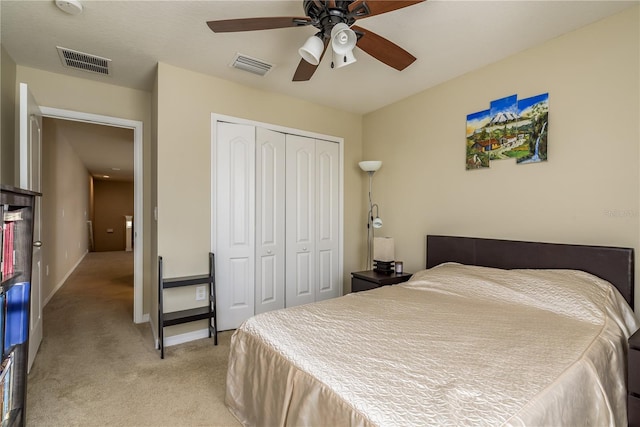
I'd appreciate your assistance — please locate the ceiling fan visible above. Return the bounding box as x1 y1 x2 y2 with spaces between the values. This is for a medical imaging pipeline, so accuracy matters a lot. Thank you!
206 0 425 81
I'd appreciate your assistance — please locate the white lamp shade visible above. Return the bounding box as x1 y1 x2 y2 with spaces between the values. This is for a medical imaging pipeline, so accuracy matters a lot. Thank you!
373 237 395 262
331 23 357 54
359 160 382 172
332 49 357 69
299 35 324 65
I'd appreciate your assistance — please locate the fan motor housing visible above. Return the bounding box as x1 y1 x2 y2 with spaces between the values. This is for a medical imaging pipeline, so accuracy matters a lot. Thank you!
303 0 362 38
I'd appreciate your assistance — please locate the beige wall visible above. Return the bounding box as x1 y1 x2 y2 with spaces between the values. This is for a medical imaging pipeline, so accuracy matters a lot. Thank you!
92 179 134 252
41 117 90 303
15 66 154 315
363 7 640 307
1 45 16 185
156 62 364 335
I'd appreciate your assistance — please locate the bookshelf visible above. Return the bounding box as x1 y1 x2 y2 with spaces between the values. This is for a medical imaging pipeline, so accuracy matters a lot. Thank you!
0 185 39 427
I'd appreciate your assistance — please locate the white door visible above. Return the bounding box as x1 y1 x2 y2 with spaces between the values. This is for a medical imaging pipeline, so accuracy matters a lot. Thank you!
255 128 286 314
18 83 43 372
285 135 316 307
315 139 341 301
216 122 256 330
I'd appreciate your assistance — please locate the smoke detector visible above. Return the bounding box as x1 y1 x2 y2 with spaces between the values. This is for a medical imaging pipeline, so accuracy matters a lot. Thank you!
55 0 83 15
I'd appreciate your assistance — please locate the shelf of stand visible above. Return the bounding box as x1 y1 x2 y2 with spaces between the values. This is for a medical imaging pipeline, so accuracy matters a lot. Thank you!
158 253 217 359
0 273 25 293
162 306 212 327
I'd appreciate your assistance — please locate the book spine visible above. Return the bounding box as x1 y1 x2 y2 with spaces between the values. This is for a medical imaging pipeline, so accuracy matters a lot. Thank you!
1 224 8 278
5 223 13 277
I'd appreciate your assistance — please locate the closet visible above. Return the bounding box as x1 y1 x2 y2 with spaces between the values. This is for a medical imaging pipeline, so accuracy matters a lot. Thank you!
214 119 342 331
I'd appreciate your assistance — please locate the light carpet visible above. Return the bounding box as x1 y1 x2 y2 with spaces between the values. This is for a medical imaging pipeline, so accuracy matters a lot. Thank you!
26 251 241 426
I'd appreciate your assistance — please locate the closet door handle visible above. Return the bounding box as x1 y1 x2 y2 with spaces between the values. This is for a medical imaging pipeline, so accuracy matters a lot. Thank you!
267 250 272 254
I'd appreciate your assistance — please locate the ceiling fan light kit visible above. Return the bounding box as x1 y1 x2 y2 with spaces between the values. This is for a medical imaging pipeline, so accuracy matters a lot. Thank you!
332 49 357 69
206 0 424 81
330 23 357 68
299 34 325 66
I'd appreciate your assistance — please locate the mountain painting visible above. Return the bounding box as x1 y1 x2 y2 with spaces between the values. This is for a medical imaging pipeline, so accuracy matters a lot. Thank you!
466 93 549 170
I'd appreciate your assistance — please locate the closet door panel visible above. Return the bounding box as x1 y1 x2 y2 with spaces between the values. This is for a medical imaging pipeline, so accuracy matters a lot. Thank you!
216 122 256 330
316 139 341 300
255 128 286 314
285 134 316 307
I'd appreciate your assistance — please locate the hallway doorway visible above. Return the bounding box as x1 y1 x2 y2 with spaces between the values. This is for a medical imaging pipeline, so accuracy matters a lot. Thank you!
40 107 144 324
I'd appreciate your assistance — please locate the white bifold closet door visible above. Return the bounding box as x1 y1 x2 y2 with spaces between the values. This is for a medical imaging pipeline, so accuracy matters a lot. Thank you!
285 135 341 307
314 138 340 302
255 128 286 315
216 122 340 330
216 122 256 331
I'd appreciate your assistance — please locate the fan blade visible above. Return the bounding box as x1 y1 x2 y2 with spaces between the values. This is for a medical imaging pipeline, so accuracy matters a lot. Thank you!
293 39 329 81
353 25 416 71
349 0 425 19
207 17 311 33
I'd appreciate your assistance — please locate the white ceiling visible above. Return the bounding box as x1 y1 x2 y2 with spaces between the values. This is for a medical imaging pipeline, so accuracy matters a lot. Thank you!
2 0 636 115
2 0 636 179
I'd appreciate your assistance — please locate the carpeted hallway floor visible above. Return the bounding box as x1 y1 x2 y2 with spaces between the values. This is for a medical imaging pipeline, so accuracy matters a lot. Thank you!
26 251 240 426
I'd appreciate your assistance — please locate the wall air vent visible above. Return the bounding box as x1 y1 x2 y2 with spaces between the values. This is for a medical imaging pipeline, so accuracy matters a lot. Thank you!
230 53 273 76
56 46 112 76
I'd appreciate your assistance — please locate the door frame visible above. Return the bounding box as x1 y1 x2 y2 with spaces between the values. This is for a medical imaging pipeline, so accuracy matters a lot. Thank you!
210 113 345 318
40 106 146 324
18 83 43 372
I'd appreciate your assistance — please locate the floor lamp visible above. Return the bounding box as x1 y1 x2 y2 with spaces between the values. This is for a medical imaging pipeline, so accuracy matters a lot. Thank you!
359 161 382 270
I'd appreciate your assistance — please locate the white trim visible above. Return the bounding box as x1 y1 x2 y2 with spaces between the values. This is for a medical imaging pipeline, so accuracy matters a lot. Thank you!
43 250 87 307
18 84 28 187
149 316 158 349
210 113 345 303
163 328 210 348
339 134 344 296
211 113 343 143
39 106 146 324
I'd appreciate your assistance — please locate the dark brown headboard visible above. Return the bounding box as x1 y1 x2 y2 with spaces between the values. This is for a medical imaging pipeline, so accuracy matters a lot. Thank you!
426 235 635 309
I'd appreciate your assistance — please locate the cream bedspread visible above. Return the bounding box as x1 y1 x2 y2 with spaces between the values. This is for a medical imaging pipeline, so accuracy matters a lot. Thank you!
226 264 639 426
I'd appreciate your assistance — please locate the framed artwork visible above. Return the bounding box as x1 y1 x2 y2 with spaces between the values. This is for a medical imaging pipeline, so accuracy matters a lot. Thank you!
466 93 548 170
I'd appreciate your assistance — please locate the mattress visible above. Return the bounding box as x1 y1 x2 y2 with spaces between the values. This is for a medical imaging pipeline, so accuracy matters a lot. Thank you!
225 263 639 426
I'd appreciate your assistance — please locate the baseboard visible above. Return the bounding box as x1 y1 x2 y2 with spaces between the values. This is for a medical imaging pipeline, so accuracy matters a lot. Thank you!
43 250 88 307
163 328 210 348
149 319 158 349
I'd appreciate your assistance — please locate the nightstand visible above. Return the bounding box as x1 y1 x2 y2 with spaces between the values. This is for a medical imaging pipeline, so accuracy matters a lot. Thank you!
351 270 412 293
629 328 640 426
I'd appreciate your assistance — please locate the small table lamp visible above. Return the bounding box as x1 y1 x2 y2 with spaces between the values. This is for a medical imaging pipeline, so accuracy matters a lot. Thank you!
373 237 395 274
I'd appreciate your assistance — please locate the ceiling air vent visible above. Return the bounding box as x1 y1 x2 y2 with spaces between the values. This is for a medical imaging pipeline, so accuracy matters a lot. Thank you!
230 53 273 76
57 46 112 76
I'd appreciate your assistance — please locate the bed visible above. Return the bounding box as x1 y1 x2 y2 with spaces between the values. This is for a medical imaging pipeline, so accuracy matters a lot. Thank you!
225 235 639 426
